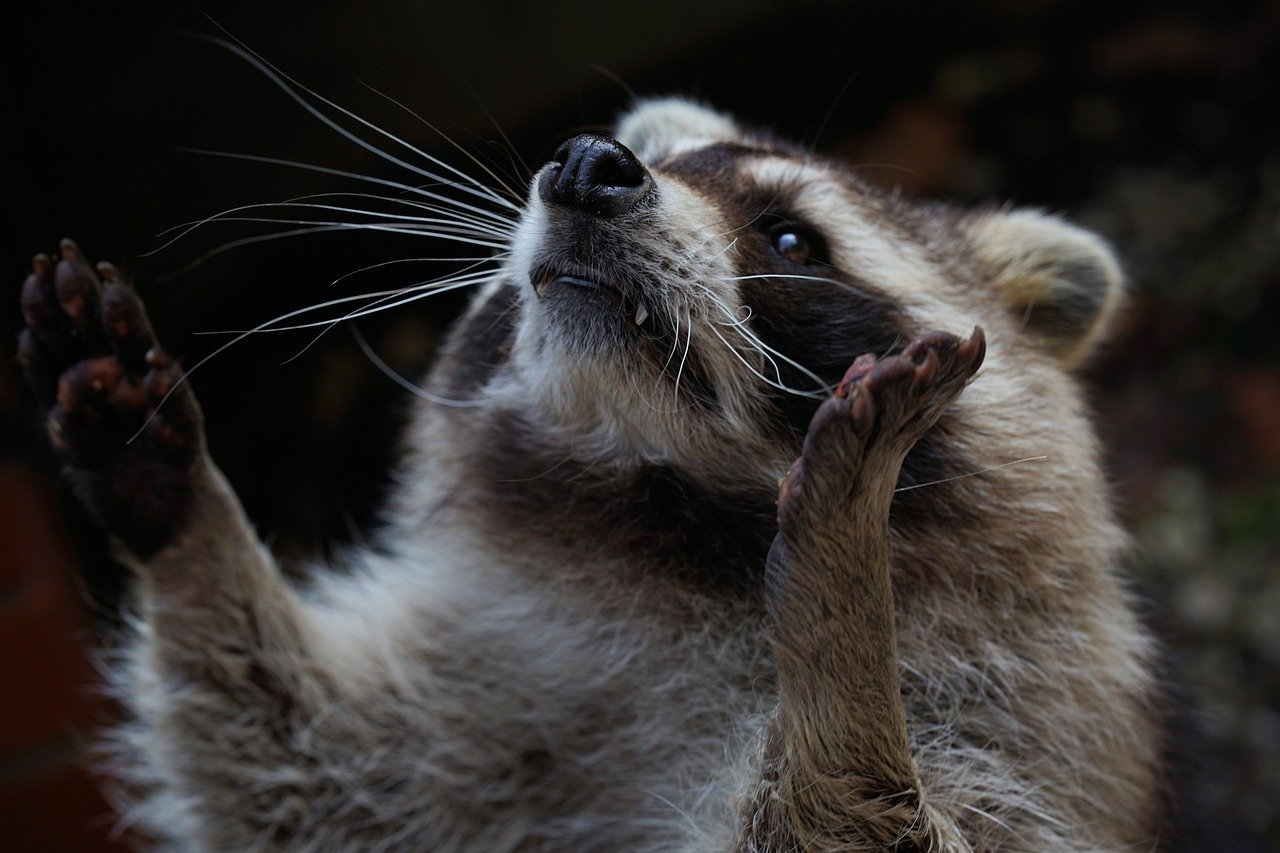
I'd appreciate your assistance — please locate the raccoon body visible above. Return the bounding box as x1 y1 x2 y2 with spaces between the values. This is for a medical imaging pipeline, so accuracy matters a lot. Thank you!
18 98 1163 850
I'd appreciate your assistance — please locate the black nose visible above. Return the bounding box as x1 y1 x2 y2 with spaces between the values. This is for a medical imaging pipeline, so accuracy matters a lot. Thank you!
539 134 651 218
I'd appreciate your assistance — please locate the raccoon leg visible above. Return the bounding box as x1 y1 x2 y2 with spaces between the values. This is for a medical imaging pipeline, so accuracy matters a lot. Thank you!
18 242 339 841
740 329 985 852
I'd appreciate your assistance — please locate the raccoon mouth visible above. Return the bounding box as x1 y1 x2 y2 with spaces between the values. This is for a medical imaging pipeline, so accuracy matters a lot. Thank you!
530 262 650 326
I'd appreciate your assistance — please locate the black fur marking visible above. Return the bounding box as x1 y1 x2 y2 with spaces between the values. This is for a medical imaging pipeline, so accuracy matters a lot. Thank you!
467 409 777 596
439 282 518 397
654 142 759 183
1023 258 1109 343
660 143 978 528
658 141 910 442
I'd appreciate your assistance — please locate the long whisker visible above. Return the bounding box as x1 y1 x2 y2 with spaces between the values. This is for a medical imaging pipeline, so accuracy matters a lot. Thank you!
282 272 497 337
358 81 527 204
894 456 1050 493
349 322 487 408
660 304 682 377
708 325 827 399
159 215 509 251
196 32 520 213
156 194 515 243
151 187 516 228
155 221 506 281
330 254 504 287
673 305 694 402
713 304 753 328
129 267 500 442
698 282 832 392
723 271 880 302
171 212 509 245
196 267 499 335
155 225 450 280
281 274 489 364
158 148 514 245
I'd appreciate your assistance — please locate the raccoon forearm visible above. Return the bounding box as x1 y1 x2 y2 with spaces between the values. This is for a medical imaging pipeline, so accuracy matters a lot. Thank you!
119 459 365 846
743 511 955 851
740 338 986 850
768 501 914 790
130 457 331 713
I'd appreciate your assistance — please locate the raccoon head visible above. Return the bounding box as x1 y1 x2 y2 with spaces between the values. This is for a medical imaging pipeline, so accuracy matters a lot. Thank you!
463 98 1123 486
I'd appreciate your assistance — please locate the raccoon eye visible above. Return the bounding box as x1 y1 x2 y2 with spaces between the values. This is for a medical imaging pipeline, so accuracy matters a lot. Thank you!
768 223 825 265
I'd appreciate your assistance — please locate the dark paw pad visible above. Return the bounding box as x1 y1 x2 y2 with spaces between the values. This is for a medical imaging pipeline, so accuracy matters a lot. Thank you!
17 240 203 557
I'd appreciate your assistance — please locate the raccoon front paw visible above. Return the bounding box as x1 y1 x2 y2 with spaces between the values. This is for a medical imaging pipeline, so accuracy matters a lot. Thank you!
18 239 204 559
777 328 985 532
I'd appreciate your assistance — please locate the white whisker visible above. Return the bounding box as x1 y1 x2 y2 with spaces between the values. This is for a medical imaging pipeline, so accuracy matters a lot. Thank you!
155 191 515 244
129 267 499 442
155 223 502 281
673 306 694 402
358 81 527 204
713 304 753 328
153 148 513 252
155 225 416 279
330 254 505 287
281 275 486 364
160 198 514 240
197 34 520 213
197 267 499 336
700 281 832 393
160 214 508 252
894 456 1050 493
349 322 487 408
661 306 682 376
723 271 886 303
709 325 827 399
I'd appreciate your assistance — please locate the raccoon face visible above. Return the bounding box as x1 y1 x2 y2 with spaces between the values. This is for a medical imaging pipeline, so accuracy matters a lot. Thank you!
494 98 1124 477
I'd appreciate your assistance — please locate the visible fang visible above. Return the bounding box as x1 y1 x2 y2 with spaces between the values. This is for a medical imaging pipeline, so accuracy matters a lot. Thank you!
535 279 550 298
634 304 649 325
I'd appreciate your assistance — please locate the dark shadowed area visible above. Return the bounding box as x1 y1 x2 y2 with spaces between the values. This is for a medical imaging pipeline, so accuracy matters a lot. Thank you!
2 0 1278 849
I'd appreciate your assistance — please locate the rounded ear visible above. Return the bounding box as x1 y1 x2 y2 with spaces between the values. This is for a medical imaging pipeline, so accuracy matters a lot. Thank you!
614 97 742 162
965 209 1126 369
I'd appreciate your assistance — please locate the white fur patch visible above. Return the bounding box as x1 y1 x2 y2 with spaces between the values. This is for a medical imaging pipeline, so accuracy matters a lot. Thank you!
615 97 743 162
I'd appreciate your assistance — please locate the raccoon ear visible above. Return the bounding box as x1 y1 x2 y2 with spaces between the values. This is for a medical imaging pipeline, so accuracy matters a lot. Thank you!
614 98 741 161
965 209 1125 369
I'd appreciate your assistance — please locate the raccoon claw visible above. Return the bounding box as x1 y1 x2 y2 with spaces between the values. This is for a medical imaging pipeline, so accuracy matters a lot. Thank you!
778 328 984 529
17 240 203 558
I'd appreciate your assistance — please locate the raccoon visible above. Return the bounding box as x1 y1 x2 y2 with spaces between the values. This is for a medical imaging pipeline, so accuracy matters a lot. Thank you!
17 97 1163 850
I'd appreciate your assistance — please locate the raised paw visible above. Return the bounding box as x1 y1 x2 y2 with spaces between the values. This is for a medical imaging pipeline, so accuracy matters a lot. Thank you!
17 239 203 558
777 328 985 532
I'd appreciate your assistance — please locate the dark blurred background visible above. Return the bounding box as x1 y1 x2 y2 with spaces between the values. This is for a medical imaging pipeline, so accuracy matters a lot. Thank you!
2 0 1278 849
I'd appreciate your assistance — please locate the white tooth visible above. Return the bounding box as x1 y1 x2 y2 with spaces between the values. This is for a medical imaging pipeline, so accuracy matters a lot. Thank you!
536 280 549 298
634 304 649 325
